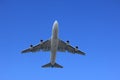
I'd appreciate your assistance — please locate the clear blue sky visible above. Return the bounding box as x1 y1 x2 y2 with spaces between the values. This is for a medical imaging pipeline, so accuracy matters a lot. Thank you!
0 0 120 80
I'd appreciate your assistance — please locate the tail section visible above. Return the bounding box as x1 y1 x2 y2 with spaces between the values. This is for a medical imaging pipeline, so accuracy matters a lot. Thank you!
42 63 63 68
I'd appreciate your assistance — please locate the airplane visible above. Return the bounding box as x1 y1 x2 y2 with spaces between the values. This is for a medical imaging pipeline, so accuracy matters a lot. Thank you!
21 20 85 68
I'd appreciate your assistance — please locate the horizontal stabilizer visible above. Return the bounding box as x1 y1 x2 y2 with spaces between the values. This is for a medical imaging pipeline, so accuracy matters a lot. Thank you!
42 63 63 68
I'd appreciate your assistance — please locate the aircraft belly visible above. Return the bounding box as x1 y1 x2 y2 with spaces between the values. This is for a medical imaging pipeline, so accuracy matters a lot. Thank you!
50 38 58 65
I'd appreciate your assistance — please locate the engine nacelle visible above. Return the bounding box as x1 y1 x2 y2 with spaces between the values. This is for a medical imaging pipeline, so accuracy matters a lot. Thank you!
66 40 69 45
30 45 33 48
75 46 78 51
40 40 43 44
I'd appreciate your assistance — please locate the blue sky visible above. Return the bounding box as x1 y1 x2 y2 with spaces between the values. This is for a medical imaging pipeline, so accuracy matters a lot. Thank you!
0 0 120 80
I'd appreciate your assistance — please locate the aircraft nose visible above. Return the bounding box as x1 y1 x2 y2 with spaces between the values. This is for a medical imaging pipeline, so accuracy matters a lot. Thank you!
53 20 58 28
54 20 58 25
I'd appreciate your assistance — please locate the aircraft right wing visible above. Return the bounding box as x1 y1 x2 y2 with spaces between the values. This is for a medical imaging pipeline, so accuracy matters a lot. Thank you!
21 40 51 53
58 40 85 55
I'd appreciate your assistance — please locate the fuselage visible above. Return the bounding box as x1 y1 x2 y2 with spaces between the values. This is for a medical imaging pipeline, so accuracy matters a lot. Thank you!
50 20 59 65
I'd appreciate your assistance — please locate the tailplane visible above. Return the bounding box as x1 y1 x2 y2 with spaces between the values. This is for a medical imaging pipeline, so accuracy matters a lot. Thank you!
42 63 63 68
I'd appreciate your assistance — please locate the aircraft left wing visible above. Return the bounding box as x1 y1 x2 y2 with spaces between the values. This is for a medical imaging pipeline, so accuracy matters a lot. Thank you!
21 40 51 53
58 40 85 55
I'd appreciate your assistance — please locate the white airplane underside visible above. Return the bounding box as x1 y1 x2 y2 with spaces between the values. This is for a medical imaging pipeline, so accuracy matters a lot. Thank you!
21 20 85 68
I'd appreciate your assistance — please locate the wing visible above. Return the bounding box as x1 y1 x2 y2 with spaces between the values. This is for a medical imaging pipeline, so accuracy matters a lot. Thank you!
21 40 51 53
58 40 85 55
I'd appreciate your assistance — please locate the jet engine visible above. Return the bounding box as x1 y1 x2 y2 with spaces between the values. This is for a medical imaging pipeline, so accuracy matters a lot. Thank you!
75 46 78 51
30 45 33 48
66 40 69 45
40 40 43 43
